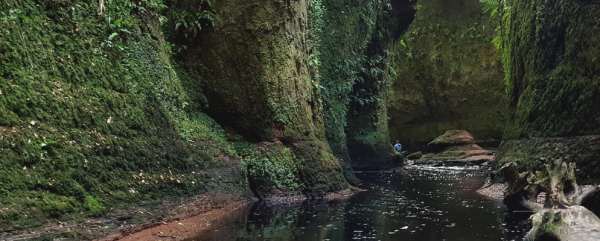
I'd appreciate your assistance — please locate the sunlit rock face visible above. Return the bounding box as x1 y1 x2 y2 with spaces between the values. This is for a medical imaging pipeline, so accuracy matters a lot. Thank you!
388 0 507 148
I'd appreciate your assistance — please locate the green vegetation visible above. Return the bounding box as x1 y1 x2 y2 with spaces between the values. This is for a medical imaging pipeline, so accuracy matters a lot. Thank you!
166 0 350 196
536 211 564 240
0 0 249 229
244 145 304 195
389 0 507 146
1 0 546 235
316 0 404 171
479 0 512 94
1 0 354 229
500 0 600 138
493 136 600 185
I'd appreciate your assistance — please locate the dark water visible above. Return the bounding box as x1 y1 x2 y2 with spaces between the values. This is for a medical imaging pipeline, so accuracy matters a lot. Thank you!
185 167 531 241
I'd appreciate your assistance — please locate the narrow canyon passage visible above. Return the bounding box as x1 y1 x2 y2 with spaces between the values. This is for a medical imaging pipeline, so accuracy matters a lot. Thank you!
2 0 600 239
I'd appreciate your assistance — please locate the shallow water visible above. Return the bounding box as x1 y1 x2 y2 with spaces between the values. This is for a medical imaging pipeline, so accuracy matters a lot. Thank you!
185 167 531 241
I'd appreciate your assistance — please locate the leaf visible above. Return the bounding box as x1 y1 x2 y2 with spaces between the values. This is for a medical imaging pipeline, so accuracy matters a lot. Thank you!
114 18 122 27
108 32 118 41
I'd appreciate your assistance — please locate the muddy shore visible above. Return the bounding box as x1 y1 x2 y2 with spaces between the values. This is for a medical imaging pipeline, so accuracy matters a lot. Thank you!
2 192 255 241
99 187 363 241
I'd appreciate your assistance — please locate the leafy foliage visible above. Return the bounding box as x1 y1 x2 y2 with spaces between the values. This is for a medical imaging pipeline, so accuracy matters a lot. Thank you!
479 0 512 93
0 0 246 228
243 147 303 191
173 9 214 41
314 0 398 168
480 0 499 17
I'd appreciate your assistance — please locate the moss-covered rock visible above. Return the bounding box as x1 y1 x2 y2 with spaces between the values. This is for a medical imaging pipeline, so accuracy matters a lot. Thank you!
0 0 415 231
525 206 600 241
318 0 414 171
494 136 600 185
407 151 423 160
501 0 600 139
0 0 348 229
0 0 255 229
493 1 600 185
429 130 476 146
388 0 507 147
171 0 349 195
423 130 492 162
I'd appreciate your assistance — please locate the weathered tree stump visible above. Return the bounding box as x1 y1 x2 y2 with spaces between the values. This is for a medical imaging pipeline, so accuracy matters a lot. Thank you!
500 162 543 211
542 159 579 209
500 158 592 211
500 158 600 240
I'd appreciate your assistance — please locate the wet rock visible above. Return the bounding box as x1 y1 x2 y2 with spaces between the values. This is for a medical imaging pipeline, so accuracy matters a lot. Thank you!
407 151 423 160
525 206 600 241
429 130 476 146
416 130 494 165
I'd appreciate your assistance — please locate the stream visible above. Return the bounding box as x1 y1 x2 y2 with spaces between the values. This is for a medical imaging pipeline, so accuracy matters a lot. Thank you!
185 167 531 241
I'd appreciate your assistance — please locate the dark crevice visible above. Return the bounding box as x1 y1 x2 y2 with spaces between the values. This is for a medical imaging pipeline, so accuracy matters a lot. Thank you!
390 0 417 40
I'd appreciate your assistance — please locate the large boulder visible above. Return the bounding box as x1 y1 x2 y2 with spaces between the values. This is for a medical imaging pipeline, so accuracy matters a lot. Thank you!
423 130 493 163
429 130 477 147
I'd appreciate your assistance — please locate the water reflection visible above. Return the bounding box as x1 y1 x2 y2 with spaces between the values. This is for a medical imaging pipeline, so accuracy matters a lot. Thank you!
185 168 530 241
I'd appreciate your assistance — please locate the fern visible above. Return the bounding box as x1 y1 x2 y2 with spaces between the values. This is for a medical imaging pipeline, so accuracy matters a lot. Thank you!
480 0 499 17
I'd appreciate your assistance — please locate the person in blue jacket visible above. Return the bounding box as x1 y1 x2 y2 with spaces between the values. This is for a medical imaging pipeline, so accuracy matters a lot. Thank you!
393 140 402 153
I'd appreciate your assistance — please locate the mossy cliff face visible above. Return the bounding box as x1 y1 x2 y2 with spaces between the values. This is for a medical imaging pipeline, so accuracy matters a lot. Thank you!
0 0 251 229
502 0 600 139
318 0 413 170
173 0 348 196
388 0 507 147
0 0 351 231
494 1 600 183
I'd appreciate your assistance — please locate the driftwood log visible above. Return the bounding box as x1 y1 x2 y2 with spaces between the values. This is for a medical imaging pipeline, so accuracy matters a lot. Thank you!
500 158 598 211
500 158 600 240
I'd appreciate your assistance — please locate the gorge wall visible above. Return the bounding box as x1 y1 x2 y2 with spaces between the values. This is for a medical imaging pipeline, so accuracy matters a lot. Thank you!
502 0 600 138
0 0 404 231
318 0 414 171
388 0 507 148
0 0 253 229
494 0 600 184
172 0 348 197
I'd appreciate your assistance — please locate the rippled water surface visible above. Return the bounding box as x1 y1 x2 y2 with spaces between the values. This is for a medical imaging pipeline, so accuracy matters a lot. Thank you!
186 167 531 241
